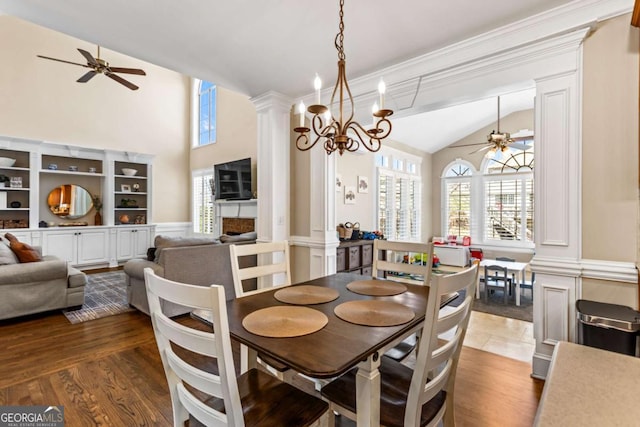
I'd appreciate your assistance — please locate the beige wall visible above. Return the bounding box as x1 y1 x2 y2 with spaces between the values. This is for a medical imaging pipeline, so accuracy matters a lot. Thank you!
430 109 535 236
190 86 258 194
0 16 190 223
336 151 377 231
582 14 639 263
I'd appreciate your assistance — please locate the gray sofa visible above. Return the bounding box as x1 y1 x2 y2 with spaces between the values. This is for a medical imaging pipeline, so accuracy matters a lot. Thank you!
124 233 257 317
0 253 87 321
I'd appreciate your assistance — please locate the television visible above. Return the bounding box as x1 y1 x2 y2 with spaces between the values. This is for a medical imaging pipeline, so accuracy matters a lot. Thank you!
214 157 252 200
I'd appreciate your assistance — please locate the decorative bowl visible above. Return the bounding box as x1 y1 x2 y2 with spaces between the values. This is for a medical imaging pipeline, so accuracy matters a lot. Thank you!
121 168 138 176
0 157 16 167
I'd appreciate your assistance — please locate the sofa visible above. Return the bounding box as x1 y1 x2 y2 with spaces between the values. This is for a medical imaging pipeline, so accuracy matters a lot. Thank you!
124 233 257 317
0 244 87 321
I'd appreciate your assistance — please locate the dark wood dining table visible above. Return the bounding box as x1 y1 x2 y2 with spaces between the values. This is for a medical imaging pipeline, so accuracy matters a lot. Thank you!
225 271 430 427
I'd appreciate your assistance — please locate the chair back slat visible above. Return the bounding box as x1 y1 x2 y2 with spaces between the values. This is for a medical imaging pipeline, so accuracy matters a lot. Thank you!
372 240 433 286
143 268 245 427
404 263 478 427
230 240 291 298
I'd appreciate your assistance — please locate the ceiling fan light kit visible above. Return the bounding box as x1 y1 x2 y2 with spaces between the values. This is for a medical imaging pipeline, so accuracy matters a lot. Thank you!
294 0 393 156
37 46 146 90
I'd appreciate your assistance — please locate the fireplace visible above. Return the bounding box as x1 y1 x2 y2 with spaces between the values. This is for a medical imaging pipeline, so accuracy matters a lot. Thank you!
222 217 255 234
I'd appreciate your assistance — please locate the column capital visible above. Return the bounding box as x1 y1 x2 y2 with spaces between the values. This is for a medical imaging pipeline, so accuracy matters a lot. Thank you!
251 91 293 113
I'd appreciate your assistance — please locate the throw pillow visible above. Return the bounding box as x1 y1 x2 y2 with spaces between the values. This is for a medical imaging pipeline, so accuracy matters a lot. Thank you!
0 241 18 265
5 233 43 263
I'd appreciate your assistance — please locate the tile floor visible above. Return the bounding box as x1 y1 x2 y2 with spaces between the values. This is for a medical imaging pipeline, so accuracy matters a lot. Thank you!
463 310 535 362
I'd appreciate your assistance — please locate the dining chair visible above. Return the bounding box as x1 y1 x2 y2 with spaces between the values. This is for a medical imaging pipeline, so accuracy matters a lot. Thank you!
484 264 510 304
496 256 517 288
520 271 535 298
321 263 478 427
372 240 434 362
229 240 293 377
143 268 329 427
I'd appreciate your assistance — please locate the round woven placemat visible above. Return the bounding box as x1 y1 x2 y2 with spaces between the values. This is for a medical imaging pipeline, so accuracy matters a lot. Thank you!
242 306 328 338
274 285 340 305
334 300 415 327
346 279 407 296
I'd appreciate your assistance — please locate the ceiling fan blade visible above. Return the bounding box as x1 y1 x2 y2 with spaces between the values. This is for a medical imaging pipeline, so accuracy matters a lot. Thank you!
509 141 532 150
106 72 139 90
77 70 97 83
469 145 492 154
36 55 90 68
109 67 146 75
77 48 99 67
449 142 489 148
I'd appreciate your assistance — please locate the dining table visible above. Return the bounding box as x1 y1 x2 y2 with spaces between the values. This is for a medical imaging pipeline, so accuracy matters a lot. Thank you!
479 258 528 306
224 271 430 427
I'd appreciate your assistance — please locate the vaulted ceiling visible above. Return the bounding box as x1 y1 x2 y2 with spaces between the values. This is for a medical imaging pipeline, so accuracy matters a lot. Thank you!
0 1 578 151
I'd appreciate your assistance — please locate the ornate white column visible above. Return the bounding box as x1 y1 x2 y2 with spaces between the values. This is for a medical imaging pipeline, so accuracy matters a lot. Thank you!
251 91 292 243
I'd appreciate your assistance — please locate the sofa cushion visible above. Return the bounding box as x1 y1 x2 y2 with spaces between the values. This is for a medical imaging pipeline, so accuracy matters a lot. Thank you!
4 233 43 263
153 235 220 262
0 242 18 265
219 231 258 243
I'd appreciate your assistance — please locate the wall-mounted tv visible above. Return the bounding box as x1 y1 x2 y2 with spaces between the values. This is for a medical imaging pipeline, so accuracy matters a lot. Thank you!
214 157 252 200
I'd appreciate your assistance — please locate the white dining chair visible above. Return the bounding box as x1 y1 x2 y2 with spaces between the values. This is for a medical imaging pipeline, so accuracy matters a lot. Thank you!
143 267 329 427
321 263 478 427
372 240 435 362
229 240 293 378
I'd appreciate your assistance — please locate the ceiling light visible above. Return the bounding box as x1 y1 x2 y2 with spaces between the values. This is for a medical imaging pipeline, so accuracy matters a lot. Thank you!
294 0 393 155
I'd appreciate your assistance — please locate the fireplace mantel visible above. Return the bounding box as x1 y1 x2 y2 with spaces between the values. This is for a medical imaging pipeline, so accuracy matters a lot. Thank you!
214 199 257 236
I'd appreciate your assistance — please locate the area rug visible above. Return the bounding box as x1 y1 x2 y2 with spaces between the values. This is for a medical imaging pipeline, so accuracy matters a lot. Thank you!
450 289 533 323
63 270 134 324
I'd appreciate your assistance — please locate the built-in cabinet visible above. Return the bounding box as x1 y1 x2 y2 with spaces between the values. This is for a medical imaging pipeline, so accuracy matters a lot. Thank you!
0 136 155 269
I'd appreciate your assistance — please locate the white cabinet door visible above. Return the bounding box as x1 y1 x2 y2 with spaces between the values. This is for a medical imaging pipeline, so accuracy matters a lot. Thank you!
43 228 109 266
116 226 152 261
76 228 110 265
42 230 77 264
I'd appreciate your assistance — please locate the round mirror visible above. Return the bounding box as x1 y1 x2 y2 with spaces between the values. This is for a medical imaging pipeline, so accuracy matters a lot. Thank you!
47 185 94 219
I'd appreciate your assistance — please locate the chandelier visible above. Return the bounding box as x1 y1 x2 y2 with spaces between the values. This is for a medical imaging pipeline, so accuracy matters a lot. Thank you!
294 0 393 155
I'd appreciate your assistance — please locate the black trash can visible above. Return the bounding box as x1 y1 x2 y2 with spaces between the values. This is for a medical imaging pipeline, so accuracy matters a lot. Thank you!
576 299 640 356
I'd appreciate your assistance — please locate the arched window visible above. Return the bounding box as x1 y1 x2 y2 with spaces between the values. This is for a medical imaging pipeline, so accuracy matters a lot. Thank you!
197 80 216 146
483 139 534 243
442 160 475 238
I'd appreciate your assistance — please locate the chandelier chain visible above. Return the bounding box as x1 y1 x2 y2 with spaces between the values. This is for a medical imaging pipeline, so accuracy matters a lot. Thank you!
335 0 345 60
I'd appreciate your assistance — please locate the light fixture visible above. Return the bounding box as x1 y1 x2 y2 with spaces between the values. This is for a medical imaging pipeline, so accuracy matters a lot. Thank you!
485 96 514 158
294 0 393 155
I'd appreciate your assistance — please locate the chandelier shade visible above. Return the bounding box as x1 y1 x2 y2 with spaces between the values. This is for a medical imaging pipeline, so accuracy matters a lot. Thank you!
294 0 393 155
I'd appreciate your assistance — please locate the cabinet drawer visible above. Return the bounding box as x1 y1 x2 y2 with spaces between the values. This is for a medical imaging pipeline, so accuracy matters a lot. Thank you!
362 243 373 266
347 246 361 270
336 247 346 272
361 266 372 276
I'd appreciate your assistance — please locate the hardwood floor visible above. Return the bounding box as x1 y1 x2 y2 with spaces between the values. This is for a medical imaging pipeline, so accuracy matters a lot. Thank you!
0 310 543 426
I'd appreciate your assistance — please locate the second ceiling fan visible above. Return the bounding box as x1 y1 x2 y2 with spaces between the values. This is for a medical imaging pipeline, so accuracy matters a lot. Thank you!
37 46 146 90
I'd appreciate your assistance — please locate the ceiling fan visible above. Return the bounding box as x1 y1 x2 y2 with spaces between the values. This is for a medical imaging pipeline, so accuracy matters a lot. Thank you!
451 96 520 155
37 46 146 90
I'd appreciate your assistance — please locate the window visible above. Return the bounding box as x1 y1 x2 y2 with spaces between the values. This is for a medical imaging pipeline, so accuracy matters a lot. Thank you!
192 169 215 234
376 150 421 241
440 139 534 247
197 80 217 146
443 162 473 237
483 142 534 243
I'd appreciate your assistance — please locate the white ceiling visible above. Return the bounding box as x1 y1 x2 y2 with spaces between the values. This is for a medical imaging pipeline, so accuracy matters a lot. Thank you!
0 0 570 151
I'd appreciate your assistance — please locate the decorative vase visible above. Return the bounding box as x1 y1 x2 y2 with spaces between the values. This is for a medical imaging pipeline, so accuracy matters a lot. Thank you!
94 211 102 226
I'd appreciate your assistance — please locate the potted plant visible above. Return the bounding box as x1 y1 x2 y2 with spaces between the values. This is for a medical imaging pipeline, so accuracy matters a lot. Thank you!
0 175 9 187
92 195 103 225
